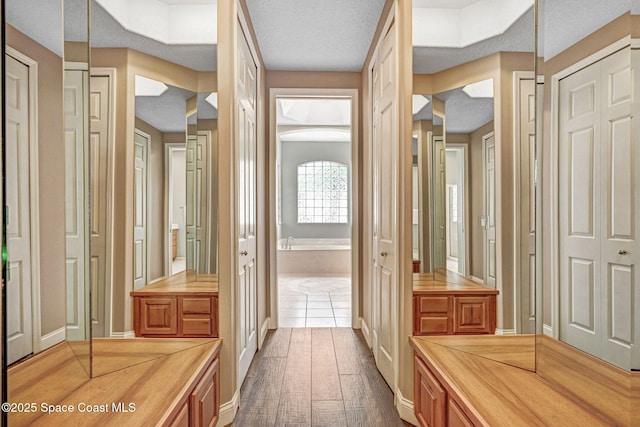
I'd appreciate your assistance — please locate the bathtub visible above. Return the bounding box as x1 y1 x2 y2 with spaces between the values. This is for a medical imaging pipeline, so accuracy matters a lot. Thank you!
277 238 351 274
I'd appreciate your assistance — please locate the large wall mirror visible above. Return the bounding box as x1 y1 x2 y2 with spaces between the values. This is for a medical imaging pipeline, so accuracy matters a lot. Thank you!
3 0 218 409
412 0 536 370
537 0 637 372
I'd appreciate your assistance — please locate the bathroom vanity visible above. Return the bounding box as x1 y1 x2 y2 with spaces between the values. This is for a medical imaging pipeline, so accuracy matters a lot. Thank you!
131 273 219 338
413 271 498 336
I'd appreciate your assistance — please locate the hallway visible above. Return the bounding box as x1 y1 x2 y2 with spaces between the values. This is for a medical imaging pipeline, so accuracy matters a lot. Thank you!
230 328 409 426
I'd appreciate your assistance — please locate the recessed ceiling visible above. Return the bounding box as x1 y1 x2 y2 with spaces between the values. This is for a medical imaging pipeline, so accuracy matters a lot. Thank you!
244 0 386 72
277 98 351 126
435 87 494 134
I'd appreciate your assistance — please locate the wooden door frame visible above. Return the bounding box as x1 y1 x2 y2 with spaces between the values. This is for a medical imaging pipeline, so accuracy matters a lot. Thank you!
548 37 631 338
5 47 45 353
164 143 185 277
90 67 116 337
268 87 360 330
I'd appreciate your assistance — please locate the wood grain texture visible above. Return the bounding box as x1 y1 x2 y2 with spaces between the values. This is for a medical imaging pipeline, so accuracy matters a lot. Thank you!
130 272 218 296
414 335 535 371
8 342 90 426
537 335 639 427
232 328 409 427
20 339 221 426
410 336 612 427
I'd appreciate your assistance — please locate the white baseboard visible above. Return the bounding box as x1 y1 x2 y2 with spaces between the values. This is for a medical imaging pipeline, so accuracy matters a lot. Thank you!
110 331 136 339
359 317 371 349
217 389 239 427
259 317 270 348
543 324 553 337
495 328 517 336
39 327 66 352
469 275 485 284
396 387 419 426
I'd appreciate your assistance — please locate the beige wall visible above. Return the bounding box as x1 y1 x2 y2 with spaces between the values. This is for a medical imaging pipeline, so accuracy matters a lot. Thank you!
7 25 66 336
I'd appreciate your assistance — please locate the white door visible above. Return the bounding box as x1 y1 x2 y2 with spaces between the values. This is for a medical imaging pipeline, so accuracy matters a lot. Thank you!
433 136 446 269
559 48 636 370
6 54 34 364
237 24 258 386
64 67 89 340
89 74 112 337
518 77 536 333
483 132 496 288
372 24 397 388
186 134 197 271
196 131 210 272
133 130 149 290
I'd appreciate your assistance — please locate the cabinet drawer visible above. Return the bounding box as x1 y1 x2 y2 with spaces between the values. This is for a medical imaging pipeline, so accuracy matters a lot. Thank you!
183 298 212 314
418 316 449 334
417 296 449 314
182 318 213 336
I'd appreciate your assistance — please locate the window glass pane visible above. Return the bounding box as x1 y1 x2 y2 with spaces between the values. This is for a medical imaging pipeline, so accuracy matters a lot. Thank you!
296 160 349 223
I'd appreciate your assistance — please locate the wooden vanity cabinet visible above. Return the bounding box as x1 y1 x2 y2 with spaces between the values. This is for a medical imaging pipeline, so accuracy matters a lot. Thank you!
169 357 219 427
132 275 219 338
414 356 447 427
413 272 497 336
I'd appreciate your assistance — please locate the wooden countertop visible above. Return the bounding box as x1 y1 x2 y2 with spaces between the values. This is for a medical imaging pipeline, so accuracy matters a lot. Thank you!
413 269 499 295
130 271 218 296
29 339 221 426
409 336 611 427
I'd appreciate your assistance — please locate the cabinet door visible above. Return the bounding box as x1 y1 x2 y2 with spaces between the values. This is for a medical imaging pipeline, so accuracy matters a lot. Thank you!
414 356 446 427
448 398 474 427
190 358 219 427
453 296 492 334
168 401 189 427
140 297 177 335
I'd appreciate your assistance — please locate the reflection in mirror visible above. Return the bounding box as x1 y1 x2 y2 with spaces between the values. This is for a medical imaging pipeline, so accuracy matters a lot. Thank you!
4 0 91 421
90 0 218 377
134 79 196 287
412 0 535 370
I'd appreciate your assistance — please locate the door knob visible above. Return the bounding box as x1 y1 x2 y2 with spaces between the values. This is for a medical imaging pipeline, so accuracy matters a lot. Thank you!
618 249 628 255
240 250 248 256
380 251 388 257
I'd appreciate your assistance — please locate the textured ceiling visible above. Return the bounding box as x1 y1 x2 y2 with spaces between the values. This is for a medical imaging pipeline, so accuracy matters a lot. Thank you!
135 84 217 134
244 0 386 72
413 7 534 74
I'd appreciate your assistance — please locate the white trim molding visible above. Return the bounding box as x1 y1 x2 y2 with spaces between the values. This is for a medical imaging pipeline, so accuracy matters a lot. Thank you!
259 317 270 349
110 331 136 339
360 317 372 349
495 328 517 336
39 327 66 352
217 389 239 427
395 387 419 426
543 324 554 337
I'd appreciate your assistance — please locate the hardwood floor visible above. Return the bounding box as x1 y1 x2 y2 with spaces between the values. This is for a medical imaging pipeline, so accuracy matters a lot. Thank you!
230 328 413 427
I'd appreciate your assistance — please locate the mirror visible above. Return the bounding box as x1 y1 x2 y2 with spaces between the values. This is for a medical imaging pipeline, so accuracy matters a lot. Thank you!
537 1 637 372
90 0 218 376
412 0 536 370
4 0 91 421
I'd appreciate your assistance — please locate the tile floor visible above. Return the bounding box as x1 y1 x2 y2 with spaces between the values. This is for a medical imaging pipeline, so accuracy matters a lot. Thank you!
278 274 351 328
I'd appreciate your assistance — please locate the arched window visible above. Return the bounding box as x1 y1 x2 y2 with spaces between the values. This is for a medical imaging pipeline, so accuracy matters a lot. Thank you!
297 161 348 223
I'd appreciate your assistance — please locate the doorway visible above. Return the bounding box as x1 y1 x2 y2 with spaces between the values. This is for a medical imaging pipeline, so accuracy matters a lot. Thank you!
445 145 467 275
166 144 187 275
270 90 359 330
